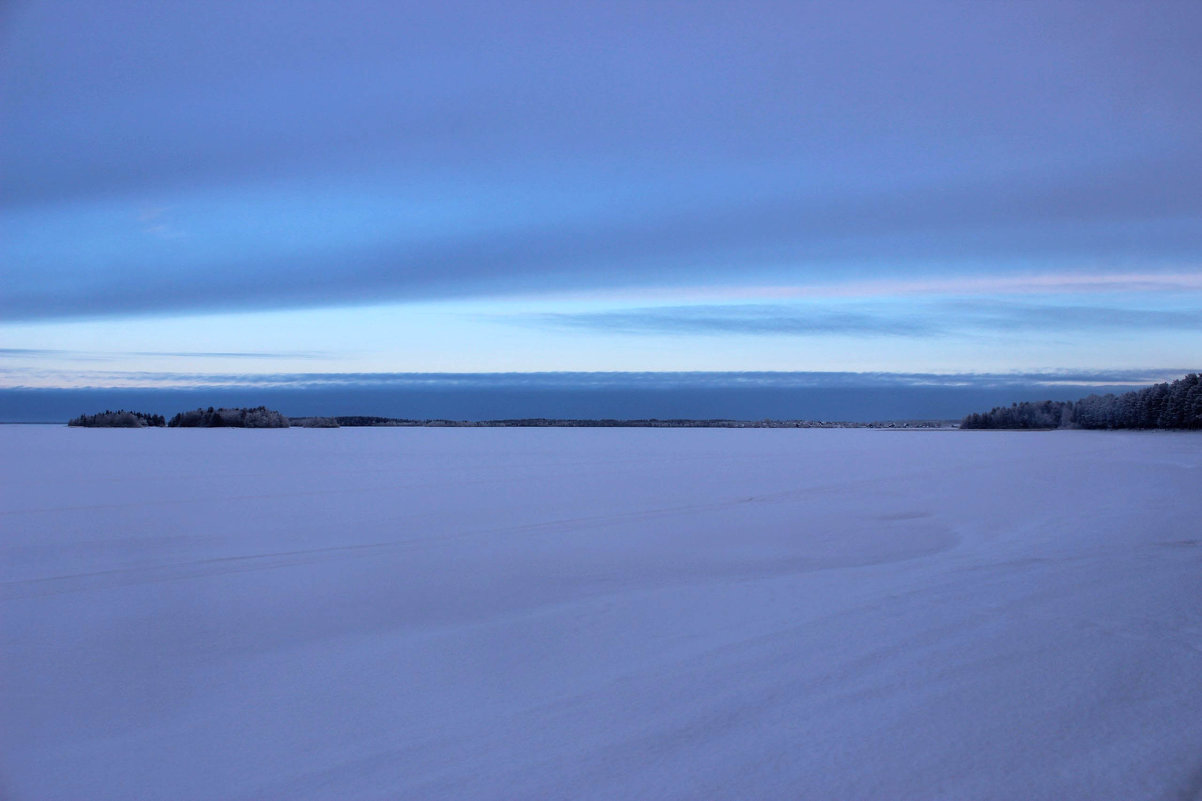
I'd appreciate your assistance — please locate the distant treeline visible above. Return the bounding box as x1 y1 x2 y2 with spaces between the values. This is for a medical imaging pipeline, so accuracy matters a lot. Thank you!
330 416 952 429
961 373 1202 430
68 410 167 427
67 408 958 429
333 416 400 426
289 416 341 428
169 406 289 428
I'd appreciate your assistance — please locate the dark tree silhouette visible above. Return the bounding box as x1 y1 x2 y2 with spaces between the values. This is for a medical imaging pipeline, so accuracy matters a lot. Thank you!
167 406 289 428
961 374 1202 430
68 410 166 428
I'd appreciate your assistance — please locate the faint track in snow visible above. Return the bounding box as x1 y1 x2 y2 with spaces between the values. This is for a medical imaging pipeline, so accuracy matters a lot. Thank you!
0 478 957 601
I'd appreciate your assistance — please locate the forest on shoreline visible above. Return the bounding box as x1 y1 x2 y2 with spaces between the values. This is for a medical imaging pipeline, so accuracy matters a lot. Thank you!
960 374 1201 430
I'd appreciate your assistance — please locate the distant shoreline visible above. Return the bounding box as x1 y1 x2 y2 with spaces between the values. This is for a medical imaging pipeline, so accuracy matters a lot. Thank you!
6 418 960 429
304 418 960 429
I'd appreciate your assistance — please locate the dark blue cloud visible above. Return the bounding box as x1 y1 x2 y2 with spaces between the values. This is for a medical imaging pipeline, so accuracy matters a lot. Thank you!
5 2 1201 205
2 1 1201 320
4 160 1201 321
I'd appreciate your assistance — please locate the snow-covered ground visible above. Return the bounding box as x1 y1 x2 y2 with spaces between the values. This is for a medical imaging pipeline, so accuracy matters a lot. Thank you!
2 425 1200 800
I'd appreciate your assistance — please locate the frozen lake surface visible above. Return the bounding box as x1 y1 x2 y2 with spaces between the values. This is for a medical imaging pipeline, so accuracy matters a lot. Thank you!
2 426 1200 800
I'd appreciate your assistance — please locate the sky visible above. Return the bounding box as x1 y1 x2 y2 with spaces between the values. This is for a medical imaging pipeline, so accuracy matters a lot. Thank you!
2 1 1200 417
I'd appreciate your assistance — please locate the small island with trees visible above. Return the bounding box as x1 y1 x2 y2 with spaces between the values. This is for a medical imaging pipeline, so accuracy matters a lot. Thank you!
168 406 290 428
69 406 291 428
68 410 167 427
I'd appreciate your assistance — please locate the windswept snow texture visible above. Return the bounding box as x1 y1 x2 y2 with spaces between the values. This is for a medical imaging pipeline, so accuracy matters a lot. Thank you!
2 427 1201 801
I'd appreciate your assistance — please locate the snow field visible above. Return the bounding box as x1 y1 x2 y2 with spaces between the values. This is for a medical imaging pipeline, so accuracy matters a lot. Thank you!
1 426 1200 799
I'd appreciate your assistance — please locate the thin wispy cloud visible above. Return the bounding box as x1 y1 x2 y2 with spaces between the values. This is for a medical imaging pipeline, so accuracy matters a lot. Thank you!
137 207 186 240
526 306 942 337
946 301 1202 332
0 348 325 360
665 272 1202 303
2 368 1192 392
514 300 1202 338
